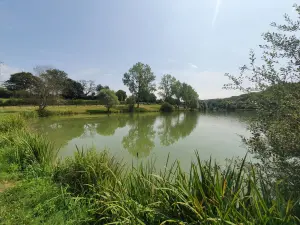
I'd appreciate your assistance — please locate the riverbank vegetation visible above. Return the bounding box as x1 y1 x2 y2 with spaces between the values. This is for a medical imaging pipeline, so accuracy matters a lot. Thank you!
0 115 298 224
0 62 199 114
1 3 300 224
0 104 167 117
224 2 300 216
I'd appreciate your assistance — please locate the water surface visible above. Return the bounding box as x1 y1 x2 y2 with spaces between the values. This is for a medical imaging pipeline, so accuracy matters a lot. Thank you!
33 112 251 170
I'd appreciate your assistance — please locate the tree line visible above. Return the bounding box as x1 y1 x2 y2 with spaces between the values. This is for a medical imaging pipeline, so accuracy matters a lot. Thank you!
0 63 199 111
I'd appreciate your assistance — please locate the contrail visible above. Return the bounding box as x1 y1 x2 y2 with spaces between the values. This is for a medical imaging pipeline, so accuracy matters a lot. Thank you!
212 0 222 28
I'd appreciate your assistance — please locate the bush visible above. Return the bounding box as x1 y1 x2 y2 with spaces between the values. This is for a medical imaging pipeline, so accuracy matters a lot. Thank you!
3 99 23 106
37 109 53 117
160 102 174 112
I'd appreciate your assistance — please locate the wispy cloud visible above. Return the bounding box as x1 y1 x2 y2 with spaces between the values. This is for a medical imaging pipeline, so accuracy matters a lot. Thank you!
212 0 223 28
188 63 198 69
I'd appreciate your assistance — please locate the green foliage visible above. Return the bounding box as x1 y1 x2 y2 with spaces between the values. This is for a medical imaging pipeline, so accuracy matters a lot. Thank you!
4 72 37 92
0 98 25 106
225 3 300 208
171 80 183 105
0 116 298 223
62 78 84 99
0 87 13 98
115 89 127 101
0 178 91 224
139 91 157 103
202 93 258 111
95 84 109 93
34 67 69 110
181 82 199 109
126 95 136 112
0 115 26 133
158 74 176 100
2 130 58 171
18 111 38 119
160 102 174 112
97 89 119 112
53 150 299 224
123 62 156 107
53 148 125 196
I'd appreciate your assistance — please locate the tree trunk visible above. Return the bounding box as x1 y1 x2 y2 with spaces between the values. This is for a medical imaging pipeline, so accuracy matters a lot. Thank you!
39 103 46 111
137 101 140 108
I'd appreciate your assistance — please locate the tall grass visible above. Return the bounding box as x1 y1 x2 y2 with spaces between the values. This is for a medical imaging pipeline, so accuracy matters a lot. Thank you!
0 114 26 133
53 150 299 224
0 115 58 172
53 148 125 196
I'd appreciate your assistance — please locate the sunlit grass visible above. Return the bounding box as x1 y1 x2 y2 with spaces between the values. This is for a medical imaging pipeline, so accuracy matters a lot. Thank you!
0 104 162 116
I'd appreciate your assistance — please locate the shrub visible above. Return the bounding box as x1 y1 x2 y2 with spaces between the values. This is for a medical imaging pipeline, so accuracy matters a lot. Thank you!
3 99 23 106
97 89 119 112
160 102 174 112
37 109 53 117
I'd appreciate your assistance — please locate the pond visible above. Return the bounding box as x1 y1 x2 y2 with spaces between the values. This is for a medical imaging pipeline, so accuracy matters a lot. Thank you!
33 112 251 171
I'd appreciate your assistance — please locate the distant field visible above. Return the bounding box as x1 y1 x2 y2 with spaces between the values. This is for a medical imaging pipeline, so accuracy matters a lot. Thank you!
0 104 162 115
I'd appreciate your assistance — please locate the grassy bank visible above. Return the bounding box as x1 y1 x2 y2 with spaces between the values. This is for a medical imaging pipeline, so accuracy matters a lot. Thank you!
0 104 165 117
0 115 299 224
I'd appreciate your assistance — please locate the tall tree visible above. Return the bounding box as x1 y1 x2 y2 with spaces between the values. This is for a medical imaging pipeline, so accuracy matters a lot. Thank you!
224 4 300 199
139 90 157 103
0 87 12 98
123 62 156 108
4 72 37 92
62 78 84 99
97 89 119 112
115 89 127 101
171 80 182 108
158 74 176 100
33 66 68 110
96 84 109 92
79 80 96 96
181 83 199 109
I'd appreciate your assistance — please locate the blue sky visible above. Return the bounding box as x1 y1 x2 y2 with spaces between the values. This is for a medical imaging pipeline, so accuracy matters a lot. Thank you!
0 0 296 99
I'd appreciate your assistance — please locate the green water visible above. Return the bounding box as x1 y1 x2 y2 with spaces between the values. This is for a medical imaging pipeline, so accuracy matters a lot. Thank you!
33 112 251 170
